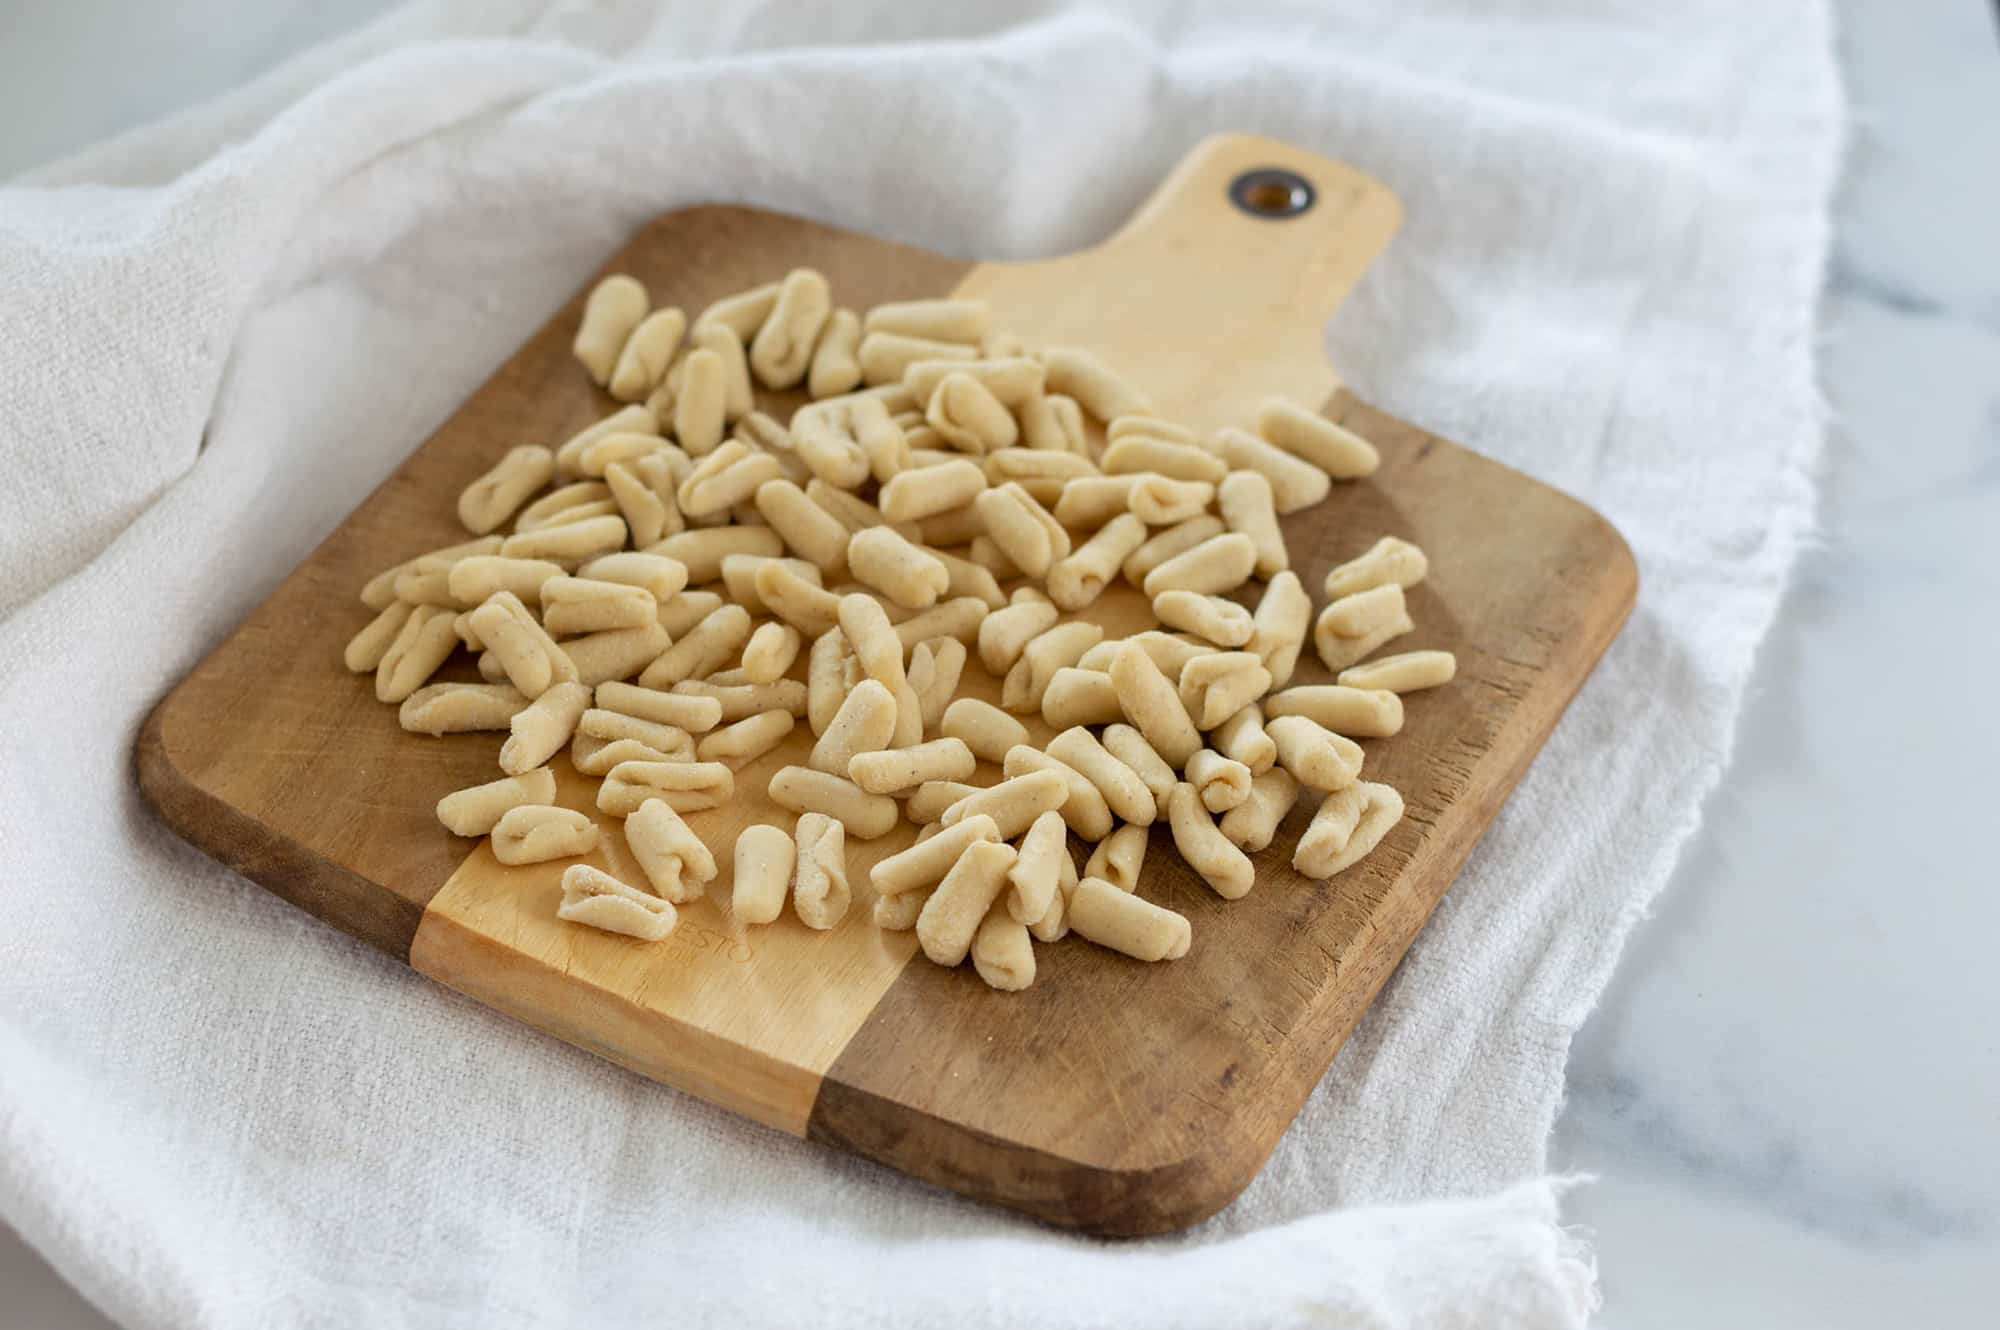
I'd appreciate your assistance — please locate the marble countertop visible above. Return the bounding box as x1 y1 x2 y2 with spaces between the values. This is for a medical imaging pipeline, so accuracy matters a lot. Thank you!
3 1 1993 1324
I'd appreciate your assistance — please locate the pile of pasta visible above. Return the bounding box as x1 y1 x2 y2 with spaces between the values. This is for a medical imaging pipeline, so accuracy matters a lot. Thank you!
343 267 1455 990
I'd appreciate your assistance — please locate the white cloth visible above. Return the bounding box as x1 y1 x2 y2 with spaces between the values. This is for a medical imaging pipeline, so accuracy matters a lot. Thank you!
0 2 1840 1326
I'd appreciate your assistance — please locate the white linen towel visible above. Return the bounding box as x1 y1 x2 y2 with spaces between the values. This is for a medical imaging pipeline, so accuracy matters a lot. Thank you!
0 2 1841 1325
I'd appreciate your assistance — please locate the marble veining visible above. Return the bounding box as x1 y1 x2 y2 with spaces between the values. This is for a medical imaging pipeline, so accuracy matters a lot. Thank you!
1566 1067 1984 1248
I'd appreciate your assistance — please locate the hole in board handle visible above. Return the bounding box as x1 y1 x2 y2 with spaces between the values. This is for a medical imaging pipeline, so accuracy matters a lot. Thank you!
1229 168 1315 219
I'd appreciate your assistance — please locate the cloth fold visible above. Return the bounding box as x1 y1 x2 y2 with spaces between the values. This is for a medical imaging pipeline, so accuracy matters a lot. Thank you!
0 2 1839 1326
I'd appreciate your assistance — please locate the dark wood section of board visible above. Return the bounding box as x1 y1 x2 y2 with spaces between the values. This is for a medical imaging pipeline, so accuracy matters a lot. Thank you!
809 399 1637 1235
136 207 975 960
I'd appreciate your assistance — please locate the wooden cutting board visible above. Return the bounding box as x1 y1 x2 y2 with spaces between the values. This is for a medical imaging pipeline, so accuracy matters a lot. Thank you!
137 133 1635 1236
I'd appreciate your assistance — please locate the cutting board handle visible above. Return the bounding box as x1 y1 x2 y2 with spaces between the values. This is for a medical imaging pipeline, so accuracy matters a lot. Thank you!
959 132 1404 433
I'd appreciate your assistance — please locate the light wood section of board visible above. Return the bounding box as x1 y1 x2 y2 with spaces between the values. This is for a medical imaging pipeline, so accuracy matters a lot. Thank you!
410 133 1405 1139
955 133 1403 433
411 753 924 1137
407 588 1162 1136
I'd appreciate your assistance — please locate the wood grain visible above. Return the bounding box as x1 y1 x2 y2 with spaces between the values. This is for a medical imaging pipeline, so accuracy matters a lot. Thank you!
138 207 969 961
809 393 1636 1234
410 755 923 1136
955 134 1403 436
137 133 1634 1236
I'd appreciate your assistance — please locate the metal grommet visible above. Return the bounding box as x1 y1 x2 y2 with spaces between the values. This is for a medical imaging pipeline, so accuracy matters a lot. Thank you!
1229 168 1315 219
